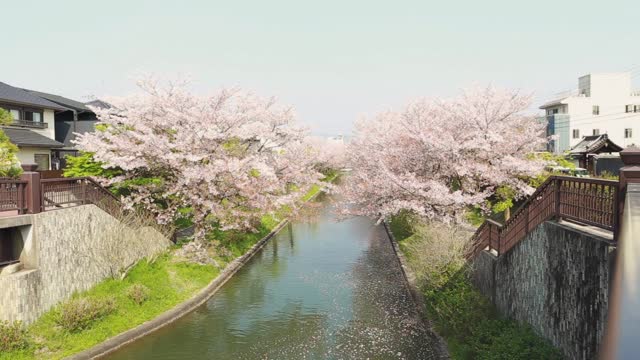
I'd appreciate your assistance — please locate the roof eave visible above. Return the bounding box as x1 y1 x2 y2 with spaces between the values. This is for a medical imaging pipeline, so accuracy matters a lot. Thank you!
16 143 65 149
0 98 68 112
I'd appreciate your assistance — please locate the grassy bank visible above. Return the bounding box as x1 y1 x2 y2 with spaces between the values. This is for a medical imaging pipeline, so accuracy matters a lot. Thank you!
1 176 337 360
3 217 284 360
388 214 563 360
2 255 216 360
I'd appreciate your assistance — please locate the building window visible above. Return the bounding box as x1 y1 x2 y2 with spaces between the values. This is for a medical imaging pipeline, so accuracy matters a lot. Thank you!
24 110 42 122
0 105 43 123
572 129 580 139
34 154 50 171
593 129 600 136
592 105 600 115
626 128 633 139
626 105 634 113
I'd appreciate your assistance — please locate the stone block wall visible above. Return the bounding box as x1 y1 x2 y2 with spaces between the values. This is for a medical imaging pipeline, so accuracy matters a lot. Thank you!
0 205 170 324
472 221 615 360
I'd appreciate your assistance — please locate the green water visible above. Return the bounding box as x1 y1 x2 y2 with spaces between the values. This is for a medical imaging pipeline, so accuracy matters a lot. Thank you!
106 196 437 359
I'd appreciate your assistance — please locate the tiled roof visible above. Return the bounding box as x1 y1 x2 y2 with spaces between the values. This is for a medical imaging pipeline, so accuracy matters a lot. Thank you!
2 127 65 148
23 89 92 113
569 134 624 155
0 82 68 111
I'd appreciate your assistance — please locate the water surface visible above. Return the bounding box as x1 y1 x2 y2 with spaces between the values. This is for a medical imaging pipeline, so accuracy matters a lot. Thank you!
107 196 437 359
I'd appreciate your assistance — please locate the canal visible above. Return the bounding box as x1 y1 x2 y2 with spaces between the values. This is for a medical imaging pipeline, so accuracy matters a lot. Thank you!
106 195 438 359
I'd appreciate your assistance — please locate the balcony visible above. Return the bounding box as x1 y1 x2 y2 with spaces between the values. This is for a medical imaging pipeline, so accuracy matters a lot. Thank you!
11 120 48 129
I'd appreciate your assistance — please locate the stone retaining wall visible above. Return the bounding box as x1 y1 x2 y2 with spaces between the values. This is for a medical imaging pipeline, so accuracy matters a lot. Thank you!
0 205 170 324
471 221 615 360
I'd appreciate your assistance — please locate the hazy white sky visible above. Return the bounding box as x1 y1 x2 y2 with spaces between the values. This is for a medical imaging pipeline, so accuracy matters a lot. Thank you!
2 0 639 135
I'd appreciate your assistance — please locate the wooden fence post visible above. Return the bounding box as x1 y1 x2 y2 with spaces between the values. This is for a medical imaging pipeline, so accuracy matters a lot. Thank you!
19 164 41 214
554 177 562 220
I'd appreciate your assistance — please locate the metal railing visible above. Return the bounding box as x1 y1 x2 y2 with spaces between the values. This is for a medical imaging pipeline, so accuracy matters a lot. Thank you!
10 120 48 129
466 176 619 259
0 179 28 214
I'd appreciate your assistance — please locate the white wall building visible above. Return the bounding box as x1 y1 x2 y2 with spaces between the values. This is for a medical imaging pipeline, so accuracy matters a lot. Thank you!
540 72 640 153
0 82 66 170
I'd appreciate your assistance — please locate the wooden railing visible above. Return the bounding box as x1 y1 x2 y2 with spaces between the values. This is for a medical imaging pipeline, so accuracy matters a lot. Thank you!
466 176 619 259
41 177 121 216
0 179 28 214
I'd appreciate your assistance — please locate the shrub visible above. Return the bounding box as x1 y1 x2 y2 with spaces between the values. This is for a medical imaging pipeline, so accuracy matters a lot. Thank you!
388 210 415 241
127 284 151 305
400 220 471 289
392 215 563 359
63 151 122 179
423 270 562 359
0 109 23 178
0 320 29 352
54 297 117 332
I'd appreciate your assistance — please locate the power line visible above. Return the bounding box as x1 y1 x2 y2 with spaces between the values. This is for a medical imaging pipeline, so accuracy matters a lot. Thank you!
546 112 639 127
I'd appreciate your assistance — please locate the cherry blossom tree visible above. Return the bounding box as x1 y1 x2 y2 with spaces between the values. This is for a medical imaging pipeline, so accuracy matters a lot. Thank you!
340 86 546 223
305 135 347 174
76 79 323 240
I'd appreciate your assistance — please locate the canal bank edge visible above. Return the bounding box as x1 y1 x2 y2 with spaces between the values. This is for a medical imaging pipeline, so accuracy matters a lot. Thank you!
67 218 291 360
382 220 450 360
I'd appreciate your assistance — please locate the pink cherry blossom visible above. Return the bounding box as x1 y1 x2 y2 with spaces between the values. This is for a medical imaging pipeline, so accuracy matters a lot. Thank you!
340 86 547 223
76 78 323 240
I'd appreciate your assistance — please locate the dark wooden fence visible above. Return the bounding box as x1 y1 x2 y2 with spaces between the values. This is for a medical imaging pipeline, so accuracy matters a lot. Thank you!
0 179 28 215
40 177 121 216
466 176 619 259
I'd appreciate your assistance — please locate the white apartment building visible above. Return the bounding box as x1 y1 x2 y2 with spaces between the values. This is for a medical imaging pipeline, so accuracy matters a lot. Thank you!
541 72 640 153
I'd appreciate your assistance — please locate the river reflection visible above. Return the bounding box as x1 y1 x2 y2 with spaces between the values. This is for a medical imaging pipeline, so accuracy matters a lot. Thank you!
106 195 437 359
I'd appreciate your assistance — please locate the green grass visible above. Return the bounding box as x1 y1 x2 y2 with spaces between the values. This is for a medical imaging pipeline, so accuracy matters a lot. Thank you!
1 255 218 360
388 210 415 242
422 270 562 360
391 214 563 360
301 172 338 202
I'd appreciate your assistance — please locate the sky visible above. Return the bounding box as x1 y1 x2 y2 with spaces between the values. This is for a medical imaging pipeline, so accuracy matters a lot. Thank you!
2 0 639 136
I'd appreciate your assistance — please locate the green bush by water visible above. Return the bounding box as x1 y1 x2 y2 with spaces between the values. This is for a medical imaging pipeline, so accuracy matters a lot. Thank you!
54 298 117 333
391 213 563 360
126 284 151 305
425 270 562 360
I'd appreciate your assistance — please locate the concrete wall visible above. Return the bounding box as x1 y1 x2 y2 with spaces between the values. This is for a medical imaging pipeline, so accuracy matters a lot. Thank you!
0 205 170 324
472 221 615 360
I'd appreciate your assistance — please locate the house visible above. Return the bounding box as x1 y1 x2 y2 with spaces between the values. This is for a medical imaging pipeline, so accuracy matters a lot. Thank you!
23 89 102 168
568 134 624 174
0 82 66 170
541 72 640 154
